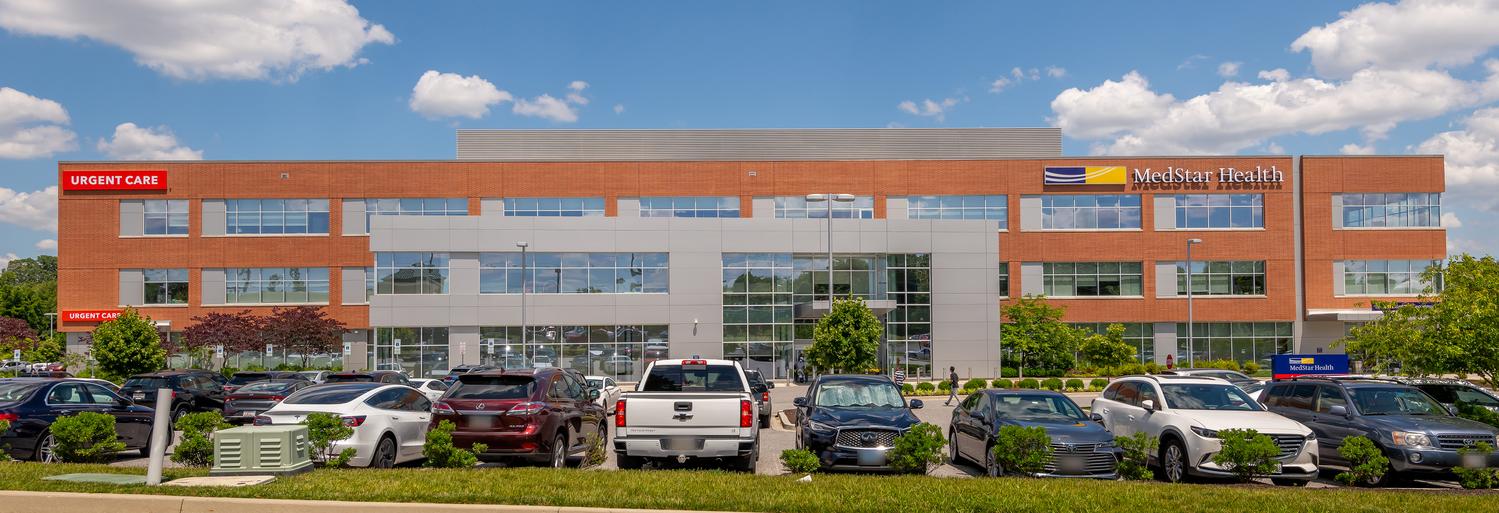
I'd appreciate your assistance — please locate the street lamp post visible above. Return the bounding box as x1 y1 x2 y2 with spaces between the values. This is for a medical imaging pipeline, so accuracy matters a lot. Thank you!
805 193 857 380
516 241 529 360
1186 238 1203 368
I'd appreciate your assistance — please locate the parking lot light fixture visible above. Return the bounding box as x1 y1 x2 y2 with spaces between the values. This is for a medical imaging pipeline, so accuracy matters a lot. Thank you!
1186 238 1203 368
517 241 529 352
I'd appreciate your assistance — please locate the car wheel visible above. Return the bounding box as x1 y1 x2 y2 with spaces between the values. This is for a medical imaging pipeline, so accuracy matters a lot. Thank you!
35 432 56 463
948 430 963 464
1271 478 1307 487
171 406 188 425
371 435 397 468
733 445 758 473
617 453 645 470
984 444 1003 477
1159 439 1187 483
759 414 770 429
548 434 567 468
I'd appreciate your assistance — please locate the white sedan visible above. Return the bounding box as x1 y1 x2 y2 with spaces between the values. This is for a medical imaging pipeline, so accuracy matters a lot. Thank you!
407 378 449 402
255 383 432 468
585 375 621 413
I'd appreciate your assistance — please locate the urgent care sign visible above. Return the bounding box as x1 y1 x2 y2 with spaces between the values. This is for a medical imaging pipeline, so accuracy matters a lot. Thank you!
61 310 123 323
61 170 168 191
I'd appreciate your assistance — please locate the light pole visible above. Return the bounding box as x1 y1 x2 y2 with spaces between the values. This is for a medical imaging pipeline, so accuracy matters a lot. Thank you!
516 241 529 358
1185 238 1203 368
805 193 856 380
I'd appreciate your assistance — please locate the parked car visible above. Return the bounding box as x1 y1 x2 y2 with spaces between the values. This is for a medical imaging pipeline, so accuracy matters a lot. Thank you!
325 370 411 386
0 378 155 461
951 390 1121 478
793 374 921 472
1261 377 1499 484
224 371 308 394
118 370 228 423
440 365 497 385
615 359 759 471
585 375 622 413
1092 375 1318 485
1 360 30 373
744 369 773 428
407 378 449 402
16 369 70 378
71 378 121 394
255 382 433 468
431 368 606 467
223 379 313 423
1165 369 1260 389
1382 376 1499 413
297 370 333 384
603 355 634 376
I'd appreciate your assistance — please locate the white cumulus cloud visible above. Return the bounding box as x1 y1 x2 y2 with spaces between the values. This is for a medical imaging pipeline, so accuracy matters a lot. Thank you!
0 0 394 81
1046 66 1067 78
1218 62 1241 77
1258 69 1291 82
408 70 512 119
0 86 76 159
1418 107 1499 210
897 98 961 121
0 185 56 232
1441 212 1463 228
612 104 625 114
34 238 55 250
1292 0 1499 79
1341 143 1377 155
1049 71 1174 141
97 123 202 160
513 94 579 123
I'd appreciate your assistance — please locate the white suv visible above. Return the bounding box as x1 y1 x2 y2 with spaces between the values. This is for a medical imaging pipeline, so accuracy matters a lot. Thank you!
1091 375 1318 484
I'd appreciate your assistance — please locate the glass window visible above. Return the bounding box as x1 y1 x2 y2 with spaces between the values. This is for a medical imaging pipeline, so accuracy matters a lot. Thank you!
639 196 740 218
479 252 668 294
1174 194 1264 229
370 327 450 379
1039 194 1141 230
1176 322 1293 367
1160 384 1262 411
449 375 535 399
907 195 1007 226
642 363 743 392
812 381 906 407
224 199 330 235
373 253 449 295
774 196 874 218
143 200 190 235
1342 259 1443 295
223 267 329 304
142 268 189 305
363 198 467 233
46 383 90 404
1316 385 1348 413
1348 387 1447 415
1175 260 1265 296
998 263 1010 298
1042 262 1143 297
503 197 605 217
1342 193 1440 228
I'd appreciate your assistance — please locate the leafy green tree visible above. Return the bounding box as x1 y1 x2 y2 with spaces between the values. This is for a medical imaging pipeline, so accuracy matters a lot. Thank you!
0 256 57 287
1078 323 1136 370
91 308 167 381
24 332 66 363
805 297 882 373
0 279 57 335
1001 295 1085 379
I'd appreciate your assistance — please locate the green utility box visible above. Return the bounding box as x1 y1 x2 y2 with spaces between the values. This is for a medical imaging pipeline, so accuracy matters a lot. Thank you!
211 425 314 476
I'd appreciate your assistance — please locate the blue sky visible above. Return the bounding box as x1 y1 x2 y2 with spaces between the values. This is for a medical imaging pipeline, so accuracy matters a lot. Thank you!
3 0 1498 261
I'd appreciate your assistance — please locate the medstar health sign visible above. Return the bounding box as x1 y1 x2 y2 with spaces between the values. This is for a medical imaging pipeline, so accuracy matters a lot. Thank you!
1044 165 1286 187
1043 166 1127 185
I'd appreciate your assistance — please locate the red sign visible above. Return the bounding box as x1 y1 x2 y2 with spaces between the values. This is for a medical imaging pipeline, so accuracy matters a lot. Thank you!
61 310 123 323
61 170 168 191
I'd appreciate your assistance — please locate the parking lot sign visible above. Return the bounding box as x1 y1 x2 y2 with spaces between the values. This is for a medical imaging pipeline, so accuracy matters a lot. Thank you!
393 338 401 355
265 344 274 356
343 342 352 356
214 345 224 359
11 349 18 360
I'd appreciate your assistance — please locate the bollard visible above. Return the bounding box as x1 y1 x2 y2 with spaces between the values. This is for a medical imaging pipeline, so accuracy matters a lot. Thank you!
145 388 172 485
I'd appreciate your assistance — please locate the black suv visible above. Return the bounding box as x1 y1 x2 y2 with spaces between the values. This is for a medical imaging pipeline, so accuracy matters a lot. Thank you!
1261 377 1499 483
118 370 228 423
325 370 411 386
1383 377 1499 413
792 374 922 471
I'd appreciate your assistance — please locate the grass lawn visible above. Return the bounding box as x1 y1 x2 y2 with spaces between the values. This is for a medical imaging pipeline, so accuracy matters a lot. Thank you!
0 462 1490 513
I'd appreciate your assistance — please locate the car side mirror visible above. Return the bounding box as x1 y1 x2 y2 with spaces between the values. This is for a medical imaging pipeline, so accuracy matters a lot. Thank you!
793 397 808 408
909 399 924 410
767 382 776 389
1090 412 1104 424
1329 405 1349 417
1141 399 1156 412
588 389 601 401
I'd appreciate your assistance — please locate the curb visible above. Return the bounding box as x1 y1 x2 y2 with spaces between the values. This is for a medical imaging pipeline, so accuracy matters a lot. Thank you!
0 490 751 513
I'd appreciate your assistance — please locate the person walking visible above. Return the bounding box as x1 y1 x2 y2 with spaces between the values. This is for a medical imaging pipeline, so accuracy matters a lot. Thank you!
944 366 960 405
893 367 905 388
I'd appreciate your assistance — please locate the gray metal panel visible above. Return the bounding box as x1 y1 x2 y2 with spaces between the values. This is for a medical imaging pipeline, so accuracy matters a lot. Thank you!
341 267 367 305
1330 193 1343 229
1019 262 1044 296
1332 261 1346 296
343 330 368 371
751 197 775 219
341 199 366 235
118 269 144 306
886 197 909 219
119 200 144 237
1156 262 1178 298
1019 196 1042 231
200 269 227 305
456 128 1062 161
1153 323 1178 366
617 197 641 217
201 200 227 236
480 198 503 216
1293 157 1306 350
1154 195 1176 231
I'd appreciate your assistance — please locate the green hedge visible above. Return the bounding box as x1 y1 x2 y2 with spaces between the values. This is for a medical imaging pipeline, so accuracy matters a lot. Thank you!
991 378 1013 389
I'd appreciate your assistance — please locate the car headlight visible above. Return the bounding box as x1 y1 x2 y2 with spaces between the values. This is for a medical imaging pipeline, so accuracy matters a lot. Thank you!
1190 426 1219 438
808 420 836 433
1391 431 1433 448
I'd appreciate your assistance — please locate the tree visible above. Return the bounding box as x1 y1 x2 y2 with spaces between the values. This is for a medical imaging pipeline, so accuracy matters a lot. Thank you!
25 333 66 363
1339 303 1449 376
0 316 38 355
0 283 55 335
184 310 263 370
1078 323 1137 370
1001 295 1085 379
262 306 345 368
805 297 882 374
0 256 57 287
91 308 166 381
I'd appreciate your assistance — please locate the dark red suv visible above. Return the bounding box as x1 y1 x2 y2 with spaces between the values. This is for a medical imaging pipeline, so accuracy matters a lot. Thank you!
431 368 606 468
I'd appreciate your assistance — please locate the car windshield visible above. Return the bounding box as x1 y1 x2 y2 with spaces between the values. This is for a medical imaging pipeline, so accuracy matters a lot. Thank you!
283 384 374 404
642 364 743 392
122 377 169 389
229 374 270 385
0 381 42 403
1350 387 1449 415
586 379 603 388
324 374 374 383
448 376 535 400
238 381 296 393
1160 384 1262 411
815 381 905 408
993 394 1087 422
1416 384 1499 407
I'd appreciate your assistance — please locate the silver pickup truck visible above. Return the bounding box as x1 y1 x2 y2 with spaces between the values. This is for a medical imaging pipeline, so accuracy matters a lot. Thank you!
612 359 760 471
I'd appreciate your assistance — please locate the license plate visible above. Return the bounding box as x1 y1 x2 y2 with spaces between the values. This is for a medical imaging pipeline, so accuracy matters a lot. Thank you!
1463 453 1486 469
132 393 145 401
238 411 258 417
1058 456 1087 473
663 438 702 451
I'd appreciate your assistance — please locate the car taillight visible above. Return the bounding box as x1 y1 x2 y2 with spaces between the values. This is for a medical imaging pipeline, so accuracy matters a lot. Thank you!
0 412 18 422
507 402 545 415
432 402 455 414
342 415 366 427
615 399 626 427
252 415 271 426
762 392 770 403
740 399 753 428
268 396 285 402
682 359 707 365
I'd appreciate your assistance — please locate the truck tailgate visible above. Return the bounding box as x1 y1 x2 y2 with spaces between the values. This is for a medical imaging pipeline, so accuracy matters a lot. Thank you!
621 392 747 435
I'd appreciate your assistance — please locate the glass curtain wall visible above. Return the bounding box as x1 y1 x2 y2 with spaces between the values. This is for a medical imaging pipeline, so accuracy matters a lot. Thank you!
886 254 933 378
477 325 667 382
370 327 450 378
1175 322 1292 367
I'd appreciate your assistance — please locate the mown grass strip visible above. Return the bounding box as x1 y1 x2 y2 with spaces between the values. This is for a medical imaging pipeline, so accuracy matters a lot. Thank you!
0 463 1491 513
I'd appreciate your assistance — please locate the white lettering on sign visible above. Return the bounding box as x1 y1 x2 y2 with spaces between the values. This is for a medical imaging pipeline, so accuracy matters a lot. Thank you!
68 174 160 186
1132 165 1285 184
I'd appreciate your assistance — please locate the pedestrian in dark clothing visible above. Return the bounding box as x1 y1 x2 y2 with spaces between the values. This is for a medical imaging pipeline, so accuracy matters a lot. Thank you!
945 366 960 405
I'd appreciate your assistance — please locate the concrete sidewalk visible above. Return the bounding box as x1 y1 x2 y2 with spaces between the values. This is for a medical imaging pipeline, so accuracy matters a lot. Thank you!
0 490 747 513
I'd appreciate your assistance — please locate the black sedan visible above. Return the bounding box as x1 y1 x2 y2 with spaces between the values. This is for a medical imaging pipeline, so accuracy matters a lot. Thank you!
792 374 923 471
949 390 1121 478
0 378 155 462
222 379 314 423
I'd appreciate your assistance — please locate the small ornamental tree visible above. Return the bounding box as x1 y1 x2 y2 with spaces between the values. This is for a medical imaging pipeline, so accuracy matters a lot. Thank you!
0 316 37 354
25 333 66 364
184 310 264 370
303 412 356 467
91 308 166 382
1001 296 1085 379
1079 323 1137 370
262 306 345 368
423 420 485 468
805 297 882 374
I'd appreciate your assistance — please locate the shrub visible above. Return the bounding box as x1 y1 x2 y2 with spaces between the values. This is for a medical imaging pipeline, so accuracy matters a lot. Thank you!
962 379 987 391
1453 442 1499 489
1457 400 1499 429
901 383 915 395
0 419 10 461
992 425 1052 475
780 448 821 474
423 419 485 468
999 367 1018 378
585 430 606 467
888 422 945 474
1211 429 1280 481
991 378 1013 389
171 411 228 467
1089 378 1110 390
937 380 952 392
1116 432 1157 480
1334 435 1389 486
1041 378 1063 391
303 412 356 467
1064 378 1084 391
50 412 126 463
1017 378 1039 389
915 382 935 394
1240 361 1261 374
1143 362 1164 374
